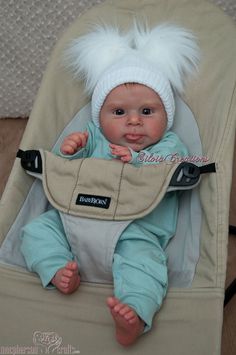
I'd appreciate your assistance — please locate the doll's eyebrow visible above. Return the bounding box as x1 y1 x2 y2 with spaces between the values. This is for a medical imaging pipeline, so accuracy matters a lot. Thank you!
140 100 164 108
105 101 125 109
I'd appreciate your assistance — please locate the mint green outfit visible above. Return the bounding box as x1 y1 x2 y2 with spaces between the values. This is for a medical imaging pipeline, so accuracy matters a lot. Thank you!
21 121 188 331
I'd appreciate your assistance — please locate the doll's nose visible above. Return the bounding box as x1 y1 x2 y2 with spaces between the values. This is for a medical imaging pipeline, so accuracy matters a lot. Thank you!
127 113 143 125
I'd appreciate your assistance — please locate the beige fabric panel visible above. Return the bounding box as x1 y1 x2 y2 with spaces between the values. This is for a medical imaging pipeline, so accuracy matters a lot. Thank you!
41 151 180 220
0 265 223 354
0 0 235 352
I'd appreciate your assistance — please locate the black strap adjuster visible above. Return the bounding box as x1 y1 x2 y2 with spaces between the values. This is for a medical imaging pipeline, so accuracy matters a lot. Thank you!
170 162 216 188
17 149 42 174
170 162 200 187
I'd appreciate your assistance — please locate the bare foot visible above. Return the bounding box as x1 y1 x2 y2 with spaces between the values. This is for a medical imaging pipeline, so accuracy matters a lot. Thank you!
107 296 145 346
51 261 80 294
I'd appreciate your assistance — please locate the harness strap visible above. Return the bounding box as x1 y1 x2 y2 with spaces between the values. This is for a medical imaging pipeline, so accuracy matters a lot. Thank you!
17 149 216 189
16 149 217 220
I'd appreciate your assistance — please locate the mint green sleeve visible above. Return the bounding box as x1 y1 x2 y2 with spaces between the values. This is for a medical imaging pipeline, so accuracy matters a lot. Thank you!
129 131 188 167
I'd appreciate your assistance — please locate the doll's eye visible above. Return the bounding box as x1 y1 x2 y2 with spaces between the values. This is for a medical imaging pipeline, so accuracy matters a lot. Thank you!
142 108 152 115
114 109 125 116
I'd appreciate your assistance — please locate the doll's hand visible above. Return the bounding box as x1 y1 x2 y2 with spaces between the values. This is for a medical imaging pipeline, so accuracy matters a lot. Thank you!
61 131 88 155
109 144 132 163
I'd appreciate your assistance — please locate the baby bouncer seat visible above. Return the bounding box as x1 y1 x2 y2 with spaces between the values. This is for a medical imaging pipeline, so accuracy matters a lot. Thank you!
0 0 236 354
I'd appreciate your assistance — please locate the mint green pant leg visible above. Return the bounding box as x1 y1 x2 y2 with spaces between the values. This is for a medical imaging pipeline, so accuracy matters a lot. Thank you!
112 222 168 331
21 209 74 287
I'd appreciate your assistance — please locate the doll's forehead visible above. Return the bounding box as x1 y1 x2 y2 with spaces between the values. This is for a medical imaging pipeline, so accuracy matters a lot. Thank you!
105 83 164 104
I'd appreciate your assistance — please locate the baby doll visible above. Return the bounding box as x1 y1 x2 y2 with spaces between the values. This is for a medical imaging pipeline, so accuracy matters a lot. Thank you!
21 23 199 346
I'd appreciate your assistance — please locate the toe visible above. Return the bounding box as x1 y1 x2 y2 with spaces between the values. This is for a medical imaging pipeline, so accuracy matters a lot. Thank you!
62 268 73 277
124 310 136 321
66 261 78 271
106 297 120 308
64 262 72 272
61 275 70 284
119 305 131 316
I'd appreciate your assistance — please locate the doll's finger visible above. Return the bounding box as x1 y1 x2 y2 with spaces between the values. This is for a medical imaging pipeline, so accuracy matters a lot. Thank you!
109 143 123 151
70 132 88 148
68 133 85 147
120 155 131 163
80 133 88 147
62 137 79 150
110 145 125 155
111 150 130 161
67 133 81 142
116 147 130 157
110 148 123 157
64 138 80 150
61 144 75 155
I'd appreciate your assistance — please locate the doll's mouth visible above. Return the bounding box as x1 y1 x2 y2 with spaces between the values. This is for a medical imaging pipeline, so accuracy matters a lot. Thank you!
125 134 144 142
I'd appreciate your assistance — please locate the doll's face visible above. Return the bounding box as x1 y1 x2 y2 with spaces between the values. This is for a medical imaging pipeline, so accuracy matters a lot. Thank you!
99 83 167 151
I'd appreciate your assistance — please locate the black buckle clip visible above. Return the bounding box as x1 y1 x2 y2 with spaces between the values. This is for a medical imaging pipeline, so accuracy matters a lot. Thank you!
170 162 200 187
17 149 42 174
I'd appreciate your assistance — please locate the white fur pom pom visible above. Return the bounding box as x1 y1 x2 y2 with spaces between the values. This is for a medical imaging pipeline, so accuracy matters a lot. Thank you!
133 23 200 93
63 25 133 94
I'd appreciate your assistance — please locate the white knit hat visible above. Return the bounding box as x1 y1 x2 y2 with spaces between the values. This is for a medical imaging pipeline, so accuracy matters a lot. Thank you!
63 23 200 130
91 56 175 130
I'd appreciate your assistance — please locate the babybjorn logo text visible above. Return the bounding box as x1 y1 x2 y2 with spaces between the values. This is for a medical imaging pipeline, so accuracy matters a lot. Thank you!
76 194 111 209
